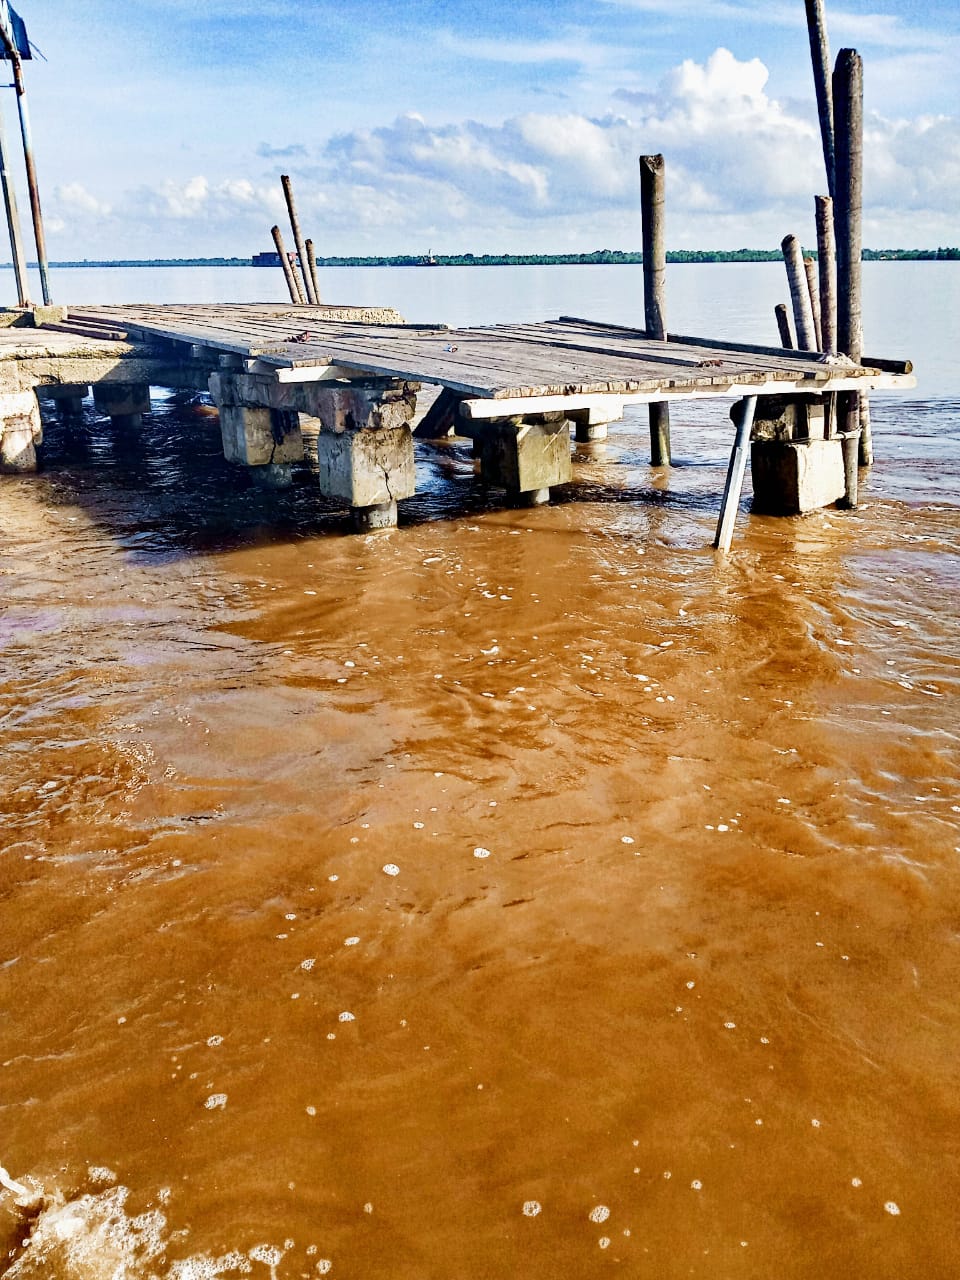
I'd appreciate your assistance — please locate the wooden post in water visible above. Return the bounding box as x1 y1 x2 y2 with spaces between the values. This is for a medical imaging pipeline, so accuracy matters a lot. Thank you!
775 303 794 348
305 238 322 304
639 154 670 466
281 174 317 305
271 225 303 304
833 49 872 464
714 396 758 553
781 235 817 350
805 0 836 197
803 256 822 350
815 195 837 355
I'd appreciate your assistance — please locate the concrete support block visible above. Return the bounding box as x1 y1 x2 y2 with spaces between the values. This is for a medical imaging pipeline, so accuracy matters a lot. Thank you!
41 383 89 417
0 389 43 472
569 406 617 442
317 424 415 509
752 394 826 443
751 437 845 515
218 404 304 467
479 418 572 494
93 382 151 428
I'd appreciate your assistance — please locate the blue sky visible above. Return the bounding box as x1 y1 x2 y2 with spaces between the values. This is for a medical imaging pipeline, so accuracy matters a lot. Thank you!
12 0 960 258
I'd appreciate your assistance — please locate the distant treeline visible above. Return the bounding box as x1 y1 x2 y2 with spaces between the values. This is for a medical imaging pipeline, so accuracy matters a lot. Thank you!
26 246 960 269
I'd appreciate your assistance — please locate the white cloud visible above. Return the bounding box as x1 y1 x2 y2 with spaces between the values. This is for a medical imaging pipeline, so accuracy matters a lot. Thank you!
41 47 960 256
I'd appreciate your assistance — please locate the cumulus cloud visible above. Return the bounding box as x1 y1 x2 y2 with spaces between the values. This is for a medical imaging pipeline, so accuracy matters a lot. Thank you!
43 47 960 255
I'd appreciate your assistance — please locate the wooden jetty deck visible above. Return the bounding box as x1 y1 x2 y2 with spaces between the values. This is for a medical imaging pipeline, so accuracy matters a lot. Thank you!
0 302 915 542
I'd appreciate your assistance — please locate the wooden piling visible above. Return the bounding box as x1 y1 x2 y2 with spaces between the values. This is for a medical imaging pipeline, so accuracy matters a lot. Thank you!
775 303 794 349
815 195 837 355
781 235 817 350
833 48 872 463
271 225 303 304
803 256 822 350
639 153 670 465
0 98 30 306
804 0 836 197
281 175 317 305
305 238 322 305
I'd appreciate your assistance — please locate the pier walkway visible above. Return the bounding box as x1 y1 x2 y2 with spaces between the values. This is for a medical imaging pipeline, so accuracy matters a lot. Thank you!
0 302 915 540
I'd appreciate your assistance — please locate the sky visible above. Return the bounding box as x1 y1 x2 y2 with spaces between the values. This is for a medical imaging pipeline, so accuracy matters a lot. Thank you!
8 0 959 259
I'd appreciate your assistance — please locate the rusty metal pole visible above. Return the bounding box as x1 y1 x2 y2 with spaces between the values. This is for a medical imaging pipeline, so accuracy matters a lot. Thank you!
11 58 51 305
0 91 28 305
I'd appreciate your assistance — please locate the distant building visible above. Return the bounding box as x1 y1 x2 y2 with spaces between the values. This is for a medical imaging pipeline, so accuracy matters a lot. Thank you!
252 251 283 267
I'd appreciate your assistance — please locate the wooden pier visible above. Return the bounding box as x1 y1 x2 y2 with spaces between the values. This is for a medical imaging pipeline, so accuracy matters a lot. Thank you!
0 302 914 541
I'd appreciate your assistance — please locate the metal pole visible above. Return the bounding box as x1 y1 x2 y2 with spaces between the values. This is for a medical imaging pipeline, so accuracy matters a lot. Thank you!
0 90 28 305
714 396 758 553
11 58 51 304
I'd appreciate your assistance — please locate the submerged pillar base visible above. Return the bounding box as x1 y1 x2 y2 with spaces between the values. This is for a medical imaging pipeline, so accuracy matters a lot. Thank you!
478 417 572 497
751 437 845 515
93 382 151 430
352 499 398 531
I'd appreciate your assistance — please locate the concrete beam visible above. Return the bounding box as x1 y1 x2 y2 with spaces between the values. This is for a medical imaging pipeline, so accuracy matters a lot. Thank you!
316 423 416 515
93 382 151 429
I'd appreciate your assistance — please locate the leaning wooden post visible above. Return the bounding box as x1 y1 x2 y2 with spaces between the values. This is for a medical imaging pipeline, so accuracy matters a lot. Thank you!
781 235 817 350
281 174 317 304
833 48 872 464
714 396 758 553
803 256 822 350
805 0 836 197
815 195 837 355
0 97 30 306
639 154 670 466
775 303 794 348
271 225 302 304
305 238 322 304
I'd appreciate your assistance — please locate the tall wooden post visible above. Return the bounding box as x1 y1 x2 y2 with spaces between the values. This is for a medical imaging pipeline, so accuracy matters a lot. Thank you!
781 235 817 350
833 48 872 464
804 0 836 197
639 154 670 466
305 238 321 304
815 195 837 355
803 256 822 350
271 225 302 303
281 174 317 305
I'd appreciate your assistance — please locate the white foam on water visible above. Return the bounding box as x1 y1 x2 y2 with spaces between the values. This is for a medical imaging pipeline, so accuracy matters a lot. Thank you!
588 1205 610 1224
522 1201 541 1217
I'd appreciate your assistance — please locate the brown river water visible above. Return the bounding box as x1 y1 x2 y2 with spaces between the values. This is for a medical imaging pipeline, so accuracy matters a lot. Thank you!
1 287 959 1278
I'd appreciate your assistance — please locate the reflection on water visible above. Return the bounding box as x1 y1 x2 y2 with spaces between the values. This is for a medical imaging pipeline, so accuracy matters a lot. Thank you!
1 306 959 1278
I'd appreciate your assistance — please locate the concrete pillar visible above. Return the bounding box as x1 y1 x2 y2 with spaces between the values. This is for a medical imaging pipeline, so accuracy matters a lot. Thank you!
209 372 304 479
0 388 43 472
477 417 572 500
316 424 416 529
751 438 845 514
93 382 151 429
40 383 89 418
569 405 619 443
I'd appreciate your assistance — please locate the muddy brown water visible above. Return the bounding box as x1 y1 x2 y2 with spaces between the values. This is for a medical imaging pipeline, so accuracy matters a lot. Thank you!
1 393 958 1279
